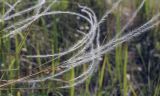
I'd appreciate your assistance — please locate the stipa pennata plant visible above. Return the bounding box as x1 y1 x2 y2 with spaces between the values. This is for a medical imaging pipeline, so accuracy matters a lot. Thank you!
0 0 159 89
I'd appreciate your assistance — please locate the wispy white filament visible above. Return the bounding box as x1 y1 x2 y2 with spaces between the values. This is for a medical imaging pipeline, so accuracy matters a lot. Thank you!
0 0 159 88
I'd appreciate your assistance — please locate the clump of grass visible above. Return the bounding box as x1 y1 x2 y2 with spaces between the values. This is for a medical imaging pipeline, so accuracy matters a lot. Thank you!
0 0 160 95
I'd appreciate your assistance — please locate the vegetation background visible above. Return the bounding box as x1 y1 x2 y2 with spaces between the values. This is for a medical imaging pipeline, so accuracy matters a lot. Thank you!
0 0 160 96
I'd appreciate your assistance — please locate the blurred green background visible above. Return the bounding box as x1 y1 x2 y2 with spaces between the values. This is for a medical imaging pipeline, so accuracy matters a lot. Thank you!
0 0 160 96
